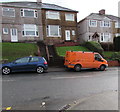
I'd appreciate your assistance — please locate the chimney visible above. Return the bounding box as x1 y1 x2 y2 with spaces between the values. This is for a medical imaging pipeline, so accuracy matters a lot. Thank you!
99 9 105 15
37 0 42 4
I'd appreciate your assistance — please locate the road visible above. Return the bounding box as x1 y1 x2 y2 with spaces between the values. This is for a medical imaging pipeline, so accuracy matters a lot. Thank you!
2 67 119 110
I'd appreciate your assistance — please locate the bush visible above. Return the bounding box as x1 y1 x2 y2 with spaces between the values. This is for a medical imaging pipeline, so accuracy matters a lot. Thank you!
84 41 104 55
114 36 120 51
110 52 120 61
100 43 114 51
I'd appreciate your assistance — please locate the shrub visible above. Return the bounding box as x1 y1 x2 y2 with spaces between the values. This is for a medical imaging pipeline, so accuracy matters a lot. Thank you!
84 41 104 55
100 43 114 51
114 36 120 51
110 52 120 61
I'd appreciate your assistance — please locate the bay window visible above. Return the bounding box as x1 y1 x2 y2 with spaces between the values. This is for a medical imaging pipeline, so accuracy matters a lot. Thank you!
100 33 110 42
47 25 61 37
23 24 38 36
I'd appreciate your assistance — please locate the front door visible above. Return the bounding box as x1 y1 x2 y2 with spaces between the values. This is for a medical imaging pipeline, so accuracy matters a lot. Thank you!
10 28 18 42
65 30 71 41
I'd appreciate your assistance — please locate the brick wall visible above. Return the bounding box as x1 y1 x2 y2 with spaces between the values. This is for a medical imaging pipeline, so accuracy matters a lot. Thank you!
108 61 120 67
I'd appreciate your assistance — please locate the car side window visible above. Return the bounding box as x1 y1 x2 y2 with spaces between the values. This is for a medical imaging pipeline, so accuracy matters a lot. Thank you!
30 57 39 62
15 57 30 63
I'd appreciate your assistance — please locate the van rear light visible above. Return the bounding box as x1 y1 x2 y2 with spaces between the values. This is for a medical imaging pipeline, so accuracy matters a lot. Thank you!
44 61 47 64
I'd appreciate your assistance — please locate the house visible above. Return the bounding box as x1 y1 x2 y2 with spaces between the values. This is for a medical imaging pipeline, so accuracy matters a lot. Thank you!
0 0 78 45
77 9 120 44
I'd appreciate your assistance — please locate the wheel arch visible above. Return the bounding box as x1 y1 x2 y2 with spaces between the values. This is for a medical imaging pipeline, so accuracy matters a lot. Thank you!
99 64 107 68
74 64 82 68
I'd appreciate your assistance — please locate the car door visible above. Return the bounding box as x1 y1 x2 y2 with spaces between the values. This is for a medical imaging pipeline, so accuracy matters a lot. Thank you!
12 57 30 72
28 57 40 71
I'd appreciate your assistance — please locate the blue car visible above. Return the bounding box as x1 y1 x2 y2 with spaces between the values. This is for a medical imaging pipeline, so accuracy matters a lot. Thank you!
2 56 48 75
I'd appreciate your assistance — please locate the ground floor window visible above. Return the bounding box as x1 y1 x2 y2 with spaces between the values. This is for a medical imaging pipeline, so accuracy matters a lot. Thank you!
115 33 120 37
46 25 61 37
3 28 8 34
100 33 111 42
23 24 39 36
72 30 75 36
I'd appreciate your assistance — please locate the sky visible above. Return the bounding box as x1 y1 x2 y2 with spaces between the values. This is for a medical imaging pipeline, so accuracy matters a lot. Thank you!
1 0 120 21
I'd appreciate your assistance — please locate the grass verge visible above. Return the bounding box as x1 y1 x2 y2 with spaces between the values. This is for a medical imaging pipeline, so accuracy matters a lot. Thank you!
56 46 90 57
2 42 38 62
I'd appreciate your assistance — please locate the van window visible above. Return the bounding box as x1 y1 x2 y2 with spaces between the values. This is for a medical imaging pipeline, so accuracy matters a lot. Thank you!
95 54 102 61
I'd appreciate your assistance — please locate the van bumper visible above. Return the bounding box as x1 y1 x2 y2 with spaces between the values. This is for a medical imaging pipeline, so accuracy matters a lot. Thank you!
64 64 75 68
105 64 108 67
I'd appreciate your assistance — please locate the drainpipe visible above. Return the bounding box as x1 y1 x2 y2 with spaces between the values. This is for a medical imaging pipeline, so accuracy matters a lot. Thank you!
45 45 50 61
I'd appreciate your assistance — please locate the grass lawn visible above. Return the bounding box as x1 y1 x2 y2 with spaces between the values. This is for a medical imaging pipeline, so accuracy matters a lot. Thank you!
2 42 38 62
56 46 90 57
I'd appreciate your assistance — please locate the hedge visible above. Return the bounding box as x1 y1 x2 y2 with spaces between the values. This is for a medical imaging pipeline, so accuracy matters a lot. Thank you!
114 36 120 51
84 41 104 55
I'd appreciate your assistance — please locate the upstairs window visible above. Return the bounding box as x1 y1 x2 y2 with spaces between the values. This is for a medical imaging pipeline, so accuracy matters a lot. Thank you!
89 20 97 27
65 13 75 21
47 25 61 37
100 21 110 27
2 7 15 17
46 11 60 20
23 24 39 36
21 9 37 18
115 22 120 28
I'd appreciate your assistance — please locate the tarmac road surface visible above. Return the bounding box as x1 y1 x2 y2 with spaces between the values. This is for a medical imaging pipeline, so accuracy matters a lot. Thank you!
2 67 119 110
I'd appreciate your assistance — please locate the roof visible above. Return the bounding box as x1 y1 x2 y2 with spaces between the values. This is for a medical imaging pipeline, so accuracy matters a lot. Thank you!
0 1 78 12
78 13 120 23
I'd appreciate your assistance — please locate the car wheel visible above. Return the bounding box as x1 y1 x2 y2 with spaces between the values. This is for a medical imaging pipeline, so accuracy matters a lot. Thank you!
36 66 44 74
99 65 106 71
74 65 81 72
2 67 11 75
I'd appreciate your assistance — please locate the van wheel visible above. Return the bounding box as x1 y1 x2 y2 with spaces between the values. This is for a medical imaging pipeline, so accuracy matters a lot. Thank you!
99 65 106 71
74 65 81 72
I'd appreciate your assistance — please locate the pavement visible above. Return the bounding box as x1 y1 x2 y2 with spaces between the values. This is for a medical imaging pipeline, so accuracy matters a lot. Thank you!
65 90 118 110
47 66 65 72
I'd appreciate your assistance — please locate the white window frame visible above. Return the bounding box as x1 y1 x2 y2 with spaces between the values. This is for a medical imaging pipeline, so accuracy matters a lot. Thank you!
3 28 9 34
47 25 61 37
2 7 15 17
23 24 39 37
115 33 120 37
115 22 120 28
89 20 97 27
65 13 75 21
100 33 110 42
46 11 60 20
100 21 110 27
21 9 38 18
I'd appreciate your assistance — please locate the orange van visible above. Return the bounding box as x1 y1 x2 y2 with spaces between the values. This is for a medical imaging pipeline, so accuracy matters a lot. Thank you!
64 51 108 71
